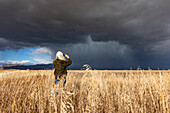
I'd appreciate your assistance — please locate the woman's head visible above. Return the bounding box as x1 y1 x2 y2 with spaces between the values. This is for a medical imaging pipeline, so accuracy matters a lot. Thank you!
56 51 66 61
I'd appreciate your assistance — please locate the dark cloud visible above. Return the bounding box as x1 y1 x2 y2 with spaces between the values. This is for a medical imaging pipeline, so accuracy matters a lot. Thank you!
49 36 135 69
0 0 170 69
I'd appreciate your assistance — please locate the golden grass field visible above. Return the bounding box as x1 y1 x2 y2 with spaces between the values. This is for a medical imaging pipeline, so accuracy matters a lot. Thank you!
0 69 169 113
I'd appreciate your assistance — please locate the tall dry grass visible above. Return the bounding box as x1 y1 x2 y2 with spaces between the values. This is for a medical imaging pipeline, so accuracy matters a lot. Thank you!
0 70 169 113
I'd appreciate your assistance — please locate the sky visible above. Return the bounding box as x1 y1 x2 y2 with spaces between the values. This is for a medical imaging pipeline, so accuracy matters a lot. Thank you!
0 0 170 69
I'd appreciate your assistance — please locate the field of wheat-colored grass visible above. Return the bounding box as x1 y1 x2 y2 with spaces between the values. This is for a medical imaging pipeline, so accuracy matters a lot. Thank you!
0 69 169 113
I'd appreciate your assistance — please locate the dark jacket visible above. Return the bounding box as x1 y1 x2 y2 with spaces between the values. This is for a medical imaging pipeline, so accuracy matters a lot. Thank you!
53 58 72 79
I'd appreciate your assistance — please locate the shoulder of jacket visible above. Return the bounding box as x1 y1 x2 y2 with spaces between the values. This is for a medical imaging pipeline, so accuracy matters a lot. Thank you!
53 59 58 62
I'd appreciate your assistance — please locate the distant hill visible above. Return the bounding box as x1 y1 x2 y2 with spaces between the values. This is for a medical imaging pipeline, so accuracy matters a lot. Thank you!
3 64 54 70
3 64 24 67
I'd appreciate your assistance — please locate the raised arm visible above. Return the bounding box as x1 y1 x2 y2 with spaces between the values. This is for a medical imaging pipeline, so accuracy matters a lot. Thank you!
61 54 72 67
60 58 72 67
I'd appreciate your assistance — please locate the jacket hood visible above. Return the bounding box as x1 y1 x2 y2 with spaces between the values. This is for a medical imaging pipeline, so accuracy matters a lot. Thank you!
56 51 66 61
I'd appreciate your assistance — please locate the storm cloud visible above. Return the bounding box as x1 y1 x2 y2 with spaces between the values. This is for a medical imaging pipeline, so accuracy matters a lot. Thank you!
0 0 170 69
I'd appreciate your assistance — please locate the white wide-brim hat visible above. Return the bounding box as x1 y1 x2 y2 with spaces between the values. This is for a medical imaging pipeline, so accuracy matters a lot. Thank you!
56 51 66 61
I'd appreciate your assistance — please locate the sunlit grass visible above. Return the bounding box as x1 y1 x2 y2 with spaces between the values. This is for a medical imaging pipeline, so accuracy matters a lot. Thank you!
0 70 169 112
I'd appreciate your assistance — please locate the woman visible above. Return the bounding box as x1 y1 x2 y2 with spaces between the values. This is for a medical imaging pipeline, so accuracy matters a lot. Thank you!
53 51 72 87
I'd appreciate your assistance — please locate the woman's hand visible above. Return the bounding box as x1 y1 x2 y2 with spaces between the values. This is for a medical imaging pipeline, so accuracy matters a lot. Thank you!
64 54 69 59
